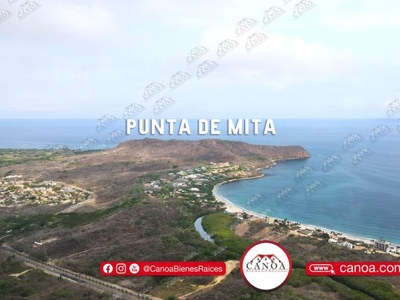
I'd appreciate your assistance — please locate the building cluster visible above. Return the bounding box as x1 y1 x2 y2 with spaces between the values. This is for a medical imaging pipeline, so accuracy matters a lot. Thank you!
373 239 400 254
326 230 353 249
0 176 90 207
326 235 400 256
328 237 354 249
143 162 248 201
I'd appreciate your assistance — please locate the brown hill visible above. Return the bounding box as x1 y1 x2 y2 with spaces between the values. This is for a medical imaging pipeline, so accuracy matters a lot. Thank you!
0 139 309 206
115 138 309 165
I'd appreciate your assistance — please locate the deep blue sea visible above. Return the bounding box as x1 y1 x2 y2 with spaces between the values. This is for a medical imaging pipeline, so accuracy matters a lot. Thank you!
1 119 399 244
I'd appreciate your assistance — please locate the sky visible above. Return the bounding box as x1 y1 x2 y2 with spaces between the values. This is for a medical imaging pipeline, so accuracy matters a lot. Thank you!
1 0 399 119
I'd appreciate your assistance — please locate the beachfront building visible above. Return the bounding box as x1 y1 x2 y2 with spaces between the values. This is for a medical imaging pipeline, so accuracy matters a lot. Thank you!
342 242 354 249
374 239 390 252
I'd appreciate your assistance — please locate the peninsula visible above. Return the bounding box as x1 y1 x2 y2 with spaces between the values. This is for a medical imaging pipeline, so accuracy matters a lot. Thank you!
0 140 399 300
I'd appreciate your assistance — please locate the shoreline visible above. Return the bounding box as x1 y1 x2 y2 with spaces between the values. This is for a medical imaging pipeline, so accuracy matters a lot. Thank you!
212 172 400 252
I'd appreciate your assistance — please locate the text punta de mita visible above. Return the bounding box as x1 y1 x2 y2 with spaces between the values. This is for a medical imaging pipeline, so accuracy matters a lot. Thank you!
126 119 276 136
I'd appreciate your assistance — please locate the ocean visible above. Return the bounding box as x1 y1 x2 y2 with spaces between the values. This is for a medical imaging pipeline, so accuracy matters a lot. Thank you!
1 119 399 244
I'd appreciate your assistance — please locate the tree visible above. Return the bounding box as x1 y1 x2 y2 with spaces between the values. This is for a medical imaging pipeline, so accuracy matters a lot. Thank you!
321 233 330 240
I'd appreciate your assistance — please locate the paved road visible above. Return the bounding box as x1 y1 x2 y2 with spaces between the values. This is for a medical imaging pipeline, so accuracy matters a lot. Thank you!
0 245 162 300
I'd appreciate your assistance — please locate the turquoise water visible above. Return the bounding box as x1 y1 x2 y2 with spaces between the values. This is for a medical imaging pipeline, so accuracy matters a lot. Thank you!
215 119 400 244
1 119 399 244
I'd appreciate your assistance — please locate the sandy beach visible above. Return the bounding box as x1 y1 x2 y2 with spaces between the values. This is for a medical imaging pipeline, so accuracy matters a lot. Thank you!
212 183 266 219
212 183 381 247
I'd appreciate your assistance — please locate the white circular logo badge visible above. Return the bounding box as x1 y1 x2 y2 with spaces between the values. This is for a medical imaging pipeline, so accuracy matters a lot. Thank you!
240 240 292 291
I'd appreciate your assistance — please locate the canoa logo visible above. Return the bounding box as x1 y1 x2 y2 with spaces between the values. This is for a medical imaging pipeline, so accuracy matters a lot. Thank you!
240 240 292 291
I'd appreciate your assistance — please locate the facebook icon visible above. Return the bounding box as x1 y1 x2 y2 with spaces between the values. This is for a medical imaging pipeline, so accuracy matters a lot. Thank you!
103 263 113 274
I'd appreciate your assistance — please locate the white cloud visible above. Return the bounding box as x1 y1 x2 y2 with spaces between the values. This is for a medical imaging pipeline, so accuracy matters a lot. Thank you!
315 0 400 33
0 0 399 119
3 1 120 42
201 33 356 90
323 12 400 32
